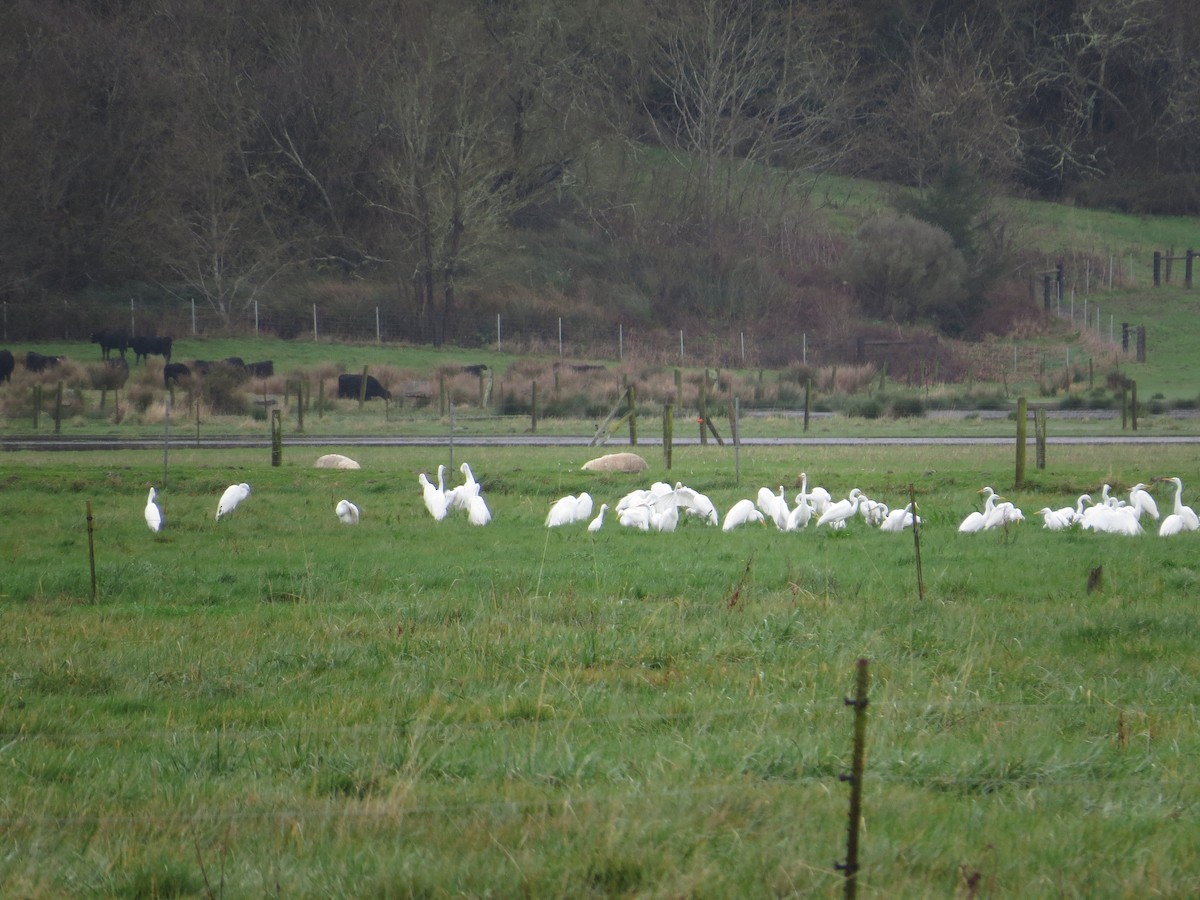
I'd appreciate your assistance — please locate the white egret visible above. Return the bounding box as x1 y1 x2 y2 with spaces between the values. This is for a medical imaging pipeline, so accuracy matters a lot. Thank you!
1036 507 1073 531
144 487 163 533
335 499 361 525
1157 476 1199 536
799 473 832 515
619 505 652 530
419 472 449 521
587 504 609 532
983 496 1024 529
860 496 888 527
649 490 680 533
816 489 864 529
574 492 594 523
216 483 251 521
546 495 580 527
756 486 789 530
467 494 491 526
786 493 813 530
959 487 999 533
879 503 919 533
1128 483 1159 521
722 498 766 531
675 485 719 526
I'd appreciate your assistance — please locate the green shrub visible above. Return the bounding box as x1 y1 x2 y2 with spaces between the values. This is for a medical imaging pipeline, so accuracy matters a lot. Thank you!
889 397 926 418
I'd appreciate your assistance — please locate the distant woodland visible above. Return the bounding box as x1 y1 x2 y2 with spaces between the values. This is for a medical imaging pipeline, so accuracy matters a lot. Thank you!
2 0 1197 343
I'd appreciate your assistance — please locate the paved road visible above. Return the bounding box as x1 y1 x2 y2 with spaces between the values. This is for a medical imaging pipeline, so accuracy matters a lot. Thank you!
6 433 1200 451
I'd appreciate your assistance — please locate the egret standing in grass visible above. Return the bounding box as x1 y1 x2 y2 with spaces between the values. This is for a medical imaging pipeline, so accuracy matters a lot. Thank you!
335 499 360 524
722 498 766 531
144 487 163 533
816 488 864 529
216 483 251 521
1158 476 1199 536
418 472 448 521
587 503 609 532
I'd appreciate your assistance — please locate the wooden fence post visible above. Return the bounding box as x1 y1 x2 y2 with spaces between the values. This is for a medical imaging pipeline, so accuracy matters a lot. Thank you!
271 409 282 466
86 500 98 603
838 659 870 900
1014 396 1027 489
1131 381 1138 431
530 381 537 433
663 403 673 470
627 385 637 445
54 381 63 434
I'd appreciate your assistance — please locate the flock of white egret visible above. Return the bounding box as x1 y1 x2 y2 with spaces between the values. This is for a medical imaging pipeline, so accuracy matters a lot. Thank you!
1028 476 1199 537
537 472 922 535
139 461 1196 542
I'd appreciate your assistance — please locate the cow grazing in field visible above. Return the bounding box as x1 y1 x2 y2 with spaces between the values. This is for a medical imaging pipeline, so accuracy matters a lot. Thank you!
245 360 273 378
337 373 391 401
90 328 129 360
0 349 14 383
25 351 61 373
130 335 173 364
163 362 191 387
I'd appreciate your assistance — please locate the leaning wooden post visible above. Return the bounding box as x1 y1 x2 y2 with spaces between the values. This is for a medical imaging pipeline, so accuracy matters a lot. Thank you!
1035 408 1047 469
54 381 63 434
1131 380 1138 431
296 380 305 433
530 380 538 433
627 385 637 445
270 409 283 467
698 371 708 446
663 403 674 470
839 659 870 900
85 500 98 604
1014 396 1027 489
357 365 369 409
1121 387 1128 430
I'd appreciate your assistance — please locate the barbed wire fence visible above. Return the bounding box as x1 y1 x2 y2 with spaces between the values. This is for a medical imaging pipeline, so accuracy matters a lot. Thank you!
0 249 1156 387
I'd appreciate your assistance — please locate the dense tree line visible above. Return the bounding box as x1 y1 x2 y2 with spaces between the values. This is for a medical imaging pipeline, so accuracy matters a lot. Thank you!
2 0 1196 341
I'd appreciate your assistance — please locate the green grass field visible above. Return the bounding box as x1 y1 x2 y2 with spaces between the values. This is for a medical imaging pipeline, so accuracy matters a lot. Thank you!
2 442 1198 897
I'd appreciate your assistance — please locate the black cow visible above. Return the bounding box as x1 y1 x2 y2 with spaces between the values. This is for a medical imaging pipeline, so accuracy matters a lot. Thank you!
337 373 391 401
130 335 173 364
245 360 274 378
25 351 61 373
223 356 246 370
163 362 191 387
0 349 14 383
90 328 129 360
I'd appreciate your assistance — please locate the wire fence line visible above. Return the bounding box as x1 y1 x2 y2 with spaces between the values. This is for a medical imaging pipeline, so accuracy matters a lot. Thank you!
1 253 1144 376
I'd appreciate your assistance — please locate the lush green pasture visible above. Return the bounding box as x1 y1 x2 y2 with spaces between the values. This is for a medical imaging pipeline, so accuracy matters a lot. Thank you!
2 443 1199 897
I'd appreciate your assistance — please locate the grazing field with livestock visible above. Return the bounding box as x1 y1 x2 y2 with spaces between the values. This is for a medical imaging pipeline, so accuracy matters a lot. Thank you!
1 442 1197 896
